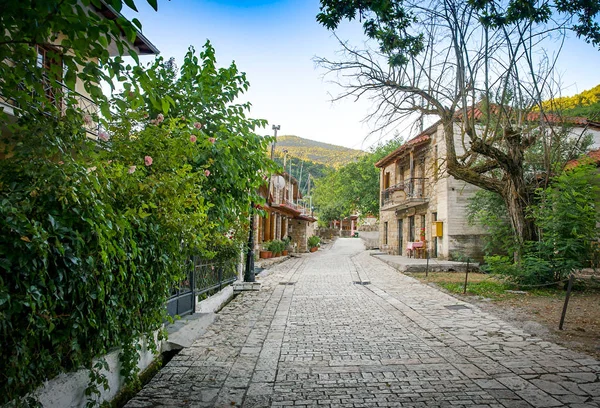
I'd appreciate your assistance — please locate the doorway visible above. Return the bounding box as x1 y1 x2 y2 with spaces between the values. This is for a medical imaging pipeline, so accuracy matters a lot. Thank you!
397 219 403 256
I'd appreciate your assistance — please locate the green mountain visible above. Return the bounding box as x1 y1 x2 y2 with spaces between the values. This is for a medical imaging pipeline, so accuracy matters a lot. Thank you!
542 84 600 119
274 135 365 169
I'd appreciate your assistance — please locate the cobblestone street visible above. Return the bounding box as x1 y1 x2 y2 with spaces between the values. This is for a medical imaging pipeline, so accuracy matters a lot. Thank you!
127 238 600 408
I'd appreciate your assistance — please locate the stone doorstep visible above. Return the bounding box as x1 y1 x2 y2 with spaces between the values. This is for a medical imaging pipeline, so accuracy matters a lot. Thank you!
233 281 262 293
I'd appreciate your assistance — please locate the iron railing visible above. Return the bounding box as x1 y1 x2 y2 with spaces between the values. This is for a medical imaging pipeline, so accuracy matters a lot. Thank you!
381 177 428 207
1 74 99 137
166 258 239 318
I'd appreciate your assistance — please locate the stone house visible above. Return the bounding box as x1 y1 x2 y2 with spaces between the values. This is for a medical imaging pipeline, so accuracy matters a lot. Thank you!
376 113 600 260
254 172 316 253
376 121 487 260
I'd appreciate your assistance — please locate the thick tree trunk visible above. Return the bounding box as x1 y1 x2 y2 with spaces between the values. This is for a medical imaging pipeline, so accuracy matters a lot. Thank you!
503 175 535 252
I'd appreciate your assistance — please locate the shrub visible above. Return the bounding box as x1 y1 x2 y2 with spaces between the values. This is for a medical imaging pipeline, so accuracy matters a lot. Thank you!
308 235 321 248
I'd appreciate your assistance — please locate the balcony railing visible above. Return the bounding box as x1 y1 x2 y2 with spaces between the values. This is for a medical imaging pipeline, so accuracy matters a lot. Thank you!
1 75 99 137
381 177 428 209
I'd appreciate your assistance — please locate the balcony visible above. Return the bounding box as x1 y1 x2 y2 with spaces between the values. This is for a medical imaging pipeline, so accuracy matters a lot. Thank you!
381 177 429 211
1 75 99 137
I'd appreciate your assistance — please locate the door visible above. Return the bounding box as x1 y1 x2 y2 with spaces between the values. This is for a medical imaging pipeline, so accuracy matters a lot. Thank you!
397 219 403 255
408 216 415 242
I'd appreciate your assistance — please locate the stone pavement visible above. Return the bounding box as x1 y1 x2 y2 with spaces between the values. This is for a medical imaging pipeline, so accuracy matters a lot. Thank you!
126 239 600 408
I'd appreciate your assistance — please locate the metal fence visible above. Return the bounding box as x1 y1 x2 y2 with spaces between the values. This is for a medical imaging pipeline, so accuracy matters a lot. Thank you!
166 258 239 318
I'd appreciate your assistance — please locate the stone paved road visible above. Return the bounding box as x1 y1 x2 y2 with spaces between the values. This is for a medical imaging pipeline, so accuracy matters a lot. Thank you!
126 239 600 408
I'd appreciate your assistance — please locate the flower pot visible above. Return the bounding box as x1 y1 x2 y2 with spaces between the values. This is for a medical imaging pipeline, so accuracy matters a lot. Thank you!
260 250 272 259
310 247 318 253
282 250 288 256
274 252 281 257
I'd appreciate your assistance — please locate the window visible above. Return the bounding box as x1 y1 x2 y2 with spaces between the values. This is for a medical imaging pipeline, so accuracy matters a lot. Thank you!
36 45 63 108
384 222 388 245
383 171 390 189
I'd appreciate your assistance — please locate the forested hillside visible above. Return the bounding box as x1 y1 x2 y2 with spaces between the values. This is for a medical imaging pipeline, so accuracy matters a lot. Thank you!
274 135 365 168
542 84 600 119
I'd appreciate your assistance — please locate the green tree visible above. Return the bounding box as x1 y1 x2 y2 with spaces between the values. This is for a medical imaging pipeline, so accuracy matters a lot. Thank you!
114 42 277 242
313 137 403 223
531 163 600 280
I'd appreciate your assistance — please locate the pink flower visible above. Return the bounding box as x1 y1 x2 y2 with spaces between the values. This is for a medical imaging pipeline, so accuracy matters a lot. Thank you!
194 122 202 129
156 113 164 123
58 161 64 165
190 135 197 143
208 137 216 144
83 114 93 126
128 165 136 174
143 113 149 118
204 169 211 177
98 131 110 142
212 188 216 192
86 166 97 173
144 156 153 166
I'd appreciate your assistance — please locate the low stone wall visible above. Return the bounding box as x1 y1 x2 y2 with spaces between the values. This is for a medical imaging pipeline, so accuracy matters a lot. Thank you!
315 228 339 240
358 224 379 232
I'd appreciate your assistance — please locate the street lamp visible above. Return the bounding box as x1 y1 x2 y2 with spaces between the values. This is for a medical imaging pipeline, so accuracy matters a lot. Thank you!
245 124 280 283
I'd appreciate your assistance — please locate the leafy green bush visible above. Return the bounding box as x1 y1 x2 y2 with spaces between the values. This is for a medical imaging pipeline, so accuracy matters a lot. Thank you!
308 235 321 248
0 115 193 404
483 164 600 286
467 190 517 256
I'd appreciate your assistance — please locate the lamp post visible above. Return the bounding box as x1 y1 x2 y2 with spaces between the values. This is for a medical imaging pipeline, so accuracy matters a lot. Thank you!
245 124 280 283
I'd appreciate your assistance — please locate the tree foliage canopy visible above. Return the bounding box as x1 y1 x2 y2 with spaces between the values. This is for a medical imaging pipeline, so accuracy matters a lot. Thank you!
313 138 403 224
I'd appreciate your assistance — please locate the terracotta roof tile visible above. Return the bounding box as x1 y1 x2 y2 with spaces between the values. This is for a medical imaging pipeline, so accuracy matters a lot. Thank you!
374 121 439 168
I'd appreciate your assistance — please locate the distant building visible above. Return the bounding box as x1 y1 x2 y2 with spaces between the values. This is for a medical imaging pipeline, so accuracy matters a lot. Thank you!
254 173 316 253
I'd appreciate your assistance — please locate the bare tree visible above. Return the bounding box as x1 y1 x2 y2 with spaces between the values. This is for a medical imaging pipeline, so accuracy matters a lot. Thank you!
316 0 595 251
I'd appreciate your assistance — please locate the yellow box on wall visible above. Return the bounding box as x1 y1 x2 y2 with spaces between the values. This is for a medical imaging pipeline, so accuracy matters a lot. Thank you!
432 221 443 237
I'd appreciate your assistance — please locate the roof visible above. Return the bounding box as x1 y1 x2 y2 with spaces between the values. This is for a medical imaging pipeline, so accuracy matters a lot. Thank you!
565 149 600 169
457 104 600 130
96 1 160 55
374 121 440 168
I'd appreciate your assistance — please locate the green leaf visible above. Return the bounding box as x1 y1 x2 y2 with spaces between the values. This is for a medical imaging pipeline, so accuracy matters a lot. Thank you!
123 0 138 11
146 0 158 11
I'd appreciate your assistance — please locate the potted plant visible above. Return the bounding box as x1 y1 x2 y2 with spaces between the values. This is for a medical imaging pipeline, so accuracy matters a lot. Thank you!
260 241 272 259
308 235 320 252
282 236 291 256
268 240 282 257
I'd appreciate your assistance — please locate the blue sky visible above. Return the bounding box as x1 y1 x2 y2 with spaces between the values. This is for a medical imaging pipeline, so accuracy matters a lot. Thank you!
125 0 600 150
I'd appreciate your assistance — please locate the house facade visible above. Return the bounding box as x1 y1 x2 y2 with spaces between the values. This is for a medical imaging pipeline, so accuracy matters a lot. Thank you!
254 173 316 253
377 113 600 260
376 121 487 260
0 1 158 141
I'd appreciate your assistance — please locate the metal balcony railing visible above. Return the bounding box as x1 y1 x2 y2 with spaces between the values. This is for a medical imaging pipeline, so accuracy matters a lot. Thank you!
381 178 428 207
1 74 99 137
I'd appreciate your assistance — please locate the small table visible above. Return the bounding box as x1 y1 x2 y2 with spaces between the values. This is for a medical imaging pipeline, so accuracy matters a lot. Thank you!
406 241 424 258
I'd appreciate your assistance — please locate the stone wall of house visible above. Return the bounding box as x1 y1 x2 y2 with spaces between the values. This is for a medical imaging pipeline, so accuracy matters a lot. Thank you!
289 219 311 252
